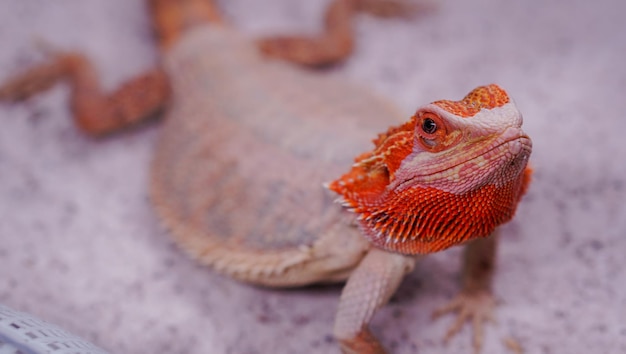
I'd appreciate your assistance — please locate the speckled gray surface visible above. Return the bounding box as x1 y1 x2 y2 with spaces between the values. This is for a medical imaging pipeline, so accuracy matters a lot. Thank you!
1 0 625 353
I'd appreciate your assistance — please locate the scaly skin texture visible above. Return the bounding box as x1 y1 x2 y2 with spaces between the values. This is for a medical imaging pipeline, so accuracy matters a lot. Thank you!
329 84 532 254
0 1 532 353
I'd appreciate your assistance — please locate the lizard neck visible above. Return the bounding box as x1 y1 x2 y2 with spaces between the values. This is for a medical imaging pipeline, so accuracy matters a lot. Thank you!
353 167 532 254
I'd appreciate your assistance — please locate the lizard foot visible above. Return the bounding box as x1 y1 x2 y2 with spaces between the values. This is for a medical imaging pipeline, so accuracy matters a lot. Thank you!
0 54 78 102
432 290 496 354
338 327 387 354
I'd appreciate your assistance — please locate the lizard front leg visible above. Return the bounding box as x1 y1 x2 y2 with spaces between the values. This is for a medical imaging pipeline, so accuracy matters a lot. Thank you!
433 232 499 354
334 247 417 353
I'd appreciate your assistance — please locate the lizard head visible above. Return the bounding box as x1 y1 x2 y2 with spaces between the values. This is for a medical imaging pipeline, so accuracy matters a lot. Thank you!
328 84 532 255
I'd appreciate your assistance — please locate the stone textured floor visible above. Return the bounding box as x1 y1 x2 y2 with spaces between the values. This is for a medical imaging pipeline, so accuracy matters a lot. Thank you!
1 0 625 353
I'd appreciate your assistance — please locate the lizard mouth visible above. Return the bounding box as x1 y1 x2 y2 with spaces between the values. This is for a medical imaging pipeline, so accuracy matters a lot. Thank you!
445 126 531 172
394 127 532 193
471 128 532 165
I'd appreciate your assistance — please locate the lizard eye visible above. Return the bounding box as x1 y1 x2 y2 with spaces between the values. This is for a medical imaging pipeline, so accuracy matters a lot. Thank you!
422 118 437 134
417 112 443 137
415 112 449 152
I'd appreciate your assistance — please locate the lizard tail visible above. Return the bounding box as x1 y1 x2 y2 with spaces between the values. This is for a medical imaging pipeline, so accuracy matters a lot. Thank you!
149 0 224 50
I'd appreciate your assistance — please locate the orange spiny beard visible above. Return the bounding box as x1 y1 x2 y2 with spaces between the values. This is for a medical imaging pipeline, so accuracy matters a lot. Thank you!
330 167 532 255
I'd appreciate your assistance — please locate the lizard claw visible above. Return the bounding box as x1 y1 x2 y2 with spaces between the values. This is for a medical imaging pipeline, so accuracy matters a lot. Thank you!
432 290 496 354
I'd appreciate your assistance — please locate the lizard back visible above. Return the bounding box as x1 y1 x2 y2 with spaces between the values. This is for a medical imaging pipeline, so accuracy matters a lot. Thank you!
150 25 405 285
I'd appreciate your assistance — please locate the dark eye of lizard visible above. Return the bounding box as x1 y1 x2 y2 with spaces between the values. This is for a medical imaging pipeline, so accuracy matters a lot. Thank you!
422 118 437 134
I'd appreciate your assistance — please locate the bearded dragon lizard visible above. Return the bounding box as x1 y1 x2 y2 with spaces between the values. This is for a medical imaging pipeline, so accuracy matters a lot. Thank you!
0 0 532 352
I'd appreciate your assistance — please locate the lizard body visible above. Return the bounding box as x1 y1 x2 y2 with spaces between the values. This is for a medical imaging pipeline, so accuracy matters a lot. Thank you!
151 25 404 285
0 1 532 352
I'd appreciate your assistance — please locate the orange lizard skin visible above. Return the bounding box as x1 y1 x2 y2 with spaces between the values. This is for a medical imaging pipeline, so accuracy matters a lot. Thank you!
329 84 532 254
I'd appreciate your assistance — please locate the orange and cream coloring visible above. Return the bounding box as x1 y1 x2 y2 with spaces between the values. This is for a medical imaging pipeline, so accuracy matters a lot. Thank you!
329 84 532 255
